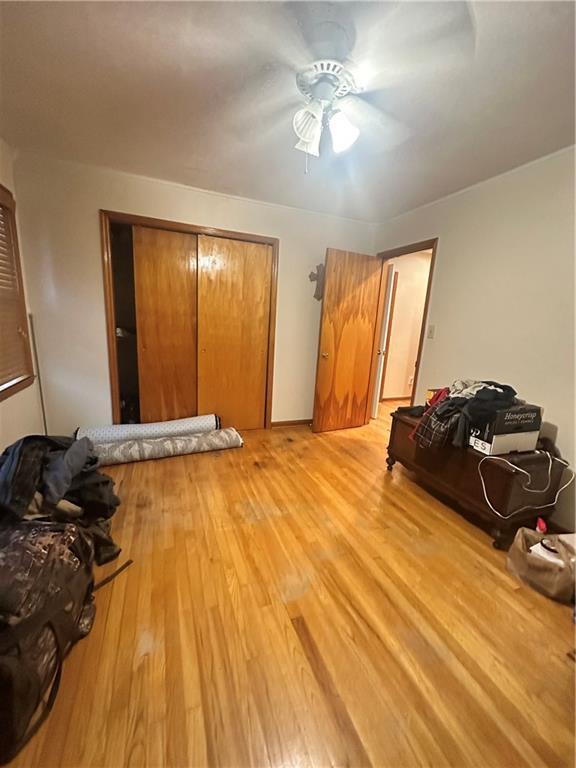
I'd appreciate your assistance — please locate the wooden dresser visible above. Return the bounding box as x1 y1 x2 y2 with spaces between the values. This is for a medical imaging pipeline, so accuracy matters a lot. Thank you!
387 411 564 548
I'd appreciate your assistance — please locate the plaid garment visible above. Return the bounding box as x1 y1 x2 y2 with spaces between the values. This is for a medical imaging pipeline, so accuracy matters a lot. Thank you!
413 403 461 449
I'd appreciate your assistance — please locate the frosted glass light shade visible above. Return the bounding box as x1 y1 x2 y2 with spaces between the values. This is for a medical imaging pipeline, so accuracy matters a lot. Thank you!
293 99 323 156
329 110 359 153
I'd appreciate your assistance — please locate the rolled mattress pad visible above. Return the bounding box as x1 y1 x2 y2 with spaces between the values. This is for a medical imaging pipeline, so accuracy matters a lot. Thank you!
94 428 243 466
76 414 220 444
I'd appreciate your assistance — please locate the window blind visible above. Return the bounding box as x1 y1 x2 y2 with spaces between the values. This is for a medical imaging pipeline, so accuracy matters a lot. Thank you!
0 186 33 398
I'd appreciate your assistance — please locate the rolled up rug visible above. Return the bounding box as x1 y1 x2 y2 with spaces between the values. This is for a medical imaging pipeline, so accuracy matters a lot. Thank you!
76 414 220 444
93 427 243 466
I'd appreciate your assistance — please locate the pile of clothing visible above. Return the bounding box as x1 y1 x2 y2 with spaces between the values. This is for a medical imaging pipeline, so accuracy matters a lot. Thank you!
410 379 519 450
0 435 121 564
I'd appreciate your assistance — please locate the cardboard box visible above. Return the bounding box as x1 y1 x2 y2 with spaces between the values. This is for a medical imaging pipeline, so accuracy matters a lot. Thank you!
469 431 540 456
472 404 542 442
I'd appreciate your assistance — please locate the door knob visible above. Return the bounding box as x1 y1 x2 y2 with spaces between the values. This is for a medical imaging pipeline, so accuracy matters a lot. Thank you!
321 352 328 358
377 349 382 355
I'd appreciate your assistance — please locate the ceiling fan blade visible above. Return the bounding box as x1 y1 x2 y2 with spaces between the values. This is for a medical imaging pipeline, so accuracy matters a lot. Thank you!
233 95 303 143
206 2 311 72
283 1 358 63
214 56 299 134
339 95 411 152
349 1 477 92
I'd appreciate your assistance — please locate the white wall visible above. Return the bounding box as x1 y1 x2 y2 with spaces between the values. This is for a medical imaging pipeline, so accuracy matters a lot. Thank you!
14 153 375 433
0 138 44 447
382 251 431 399
375 147 575 528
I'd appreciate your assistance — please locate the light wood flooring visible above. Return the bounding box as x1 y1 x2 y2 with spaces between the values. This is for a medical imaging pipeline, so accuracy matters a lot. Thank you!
15 402 575 767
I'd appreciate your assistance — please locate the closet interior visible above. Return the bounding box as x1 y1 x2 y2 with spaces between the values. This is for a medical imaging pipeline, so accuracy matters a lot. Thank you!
104 215 277 431
110 223 139 424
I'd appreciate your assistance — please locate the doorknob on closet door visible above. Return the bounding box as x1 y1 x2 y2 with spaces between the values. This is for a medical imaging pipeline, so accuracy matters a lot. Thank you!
321 352 328 358
376 349 382 355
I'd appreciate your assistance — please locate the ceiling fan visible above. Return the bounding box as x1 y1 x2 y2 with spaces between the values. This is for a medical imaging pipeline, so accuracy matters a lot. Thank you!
222 3 476 163
283 2 477 160
293 59 361 156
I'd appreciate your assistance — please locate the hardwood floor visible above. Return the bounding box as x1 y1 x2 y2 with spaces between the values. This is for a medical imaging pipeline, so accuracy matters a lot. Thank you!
15 403 574 767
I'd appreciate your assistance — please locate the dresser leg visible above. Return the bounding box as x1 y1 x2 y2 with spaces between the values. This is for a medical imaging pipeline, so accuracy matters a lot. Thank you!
386 454 396 471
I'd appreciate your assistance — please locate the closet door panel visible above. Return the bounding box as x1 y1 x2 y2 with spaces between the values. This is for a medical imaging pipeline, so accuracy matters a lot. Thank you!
133 226 197 422
197 236 272 429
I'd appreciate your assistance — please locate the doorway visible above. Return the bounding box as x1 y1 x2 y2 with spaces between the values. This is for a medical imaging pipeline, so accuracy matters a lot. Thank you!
371 245 434 417
312 239 437 433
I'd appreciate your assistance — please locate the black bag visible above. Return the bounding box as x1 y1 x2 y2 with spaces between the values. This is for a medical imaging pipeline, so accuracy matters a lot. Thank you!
0 520 95 764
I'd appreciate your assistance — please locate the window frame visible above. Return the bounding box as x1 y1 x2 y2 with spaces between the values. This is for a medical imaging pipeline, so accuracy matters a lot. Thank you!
0 183 35 403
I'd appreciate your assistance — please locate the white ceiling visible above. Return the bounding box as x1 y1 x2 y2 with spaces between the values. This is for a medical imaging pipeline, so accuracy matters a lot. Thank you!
0 1 573 222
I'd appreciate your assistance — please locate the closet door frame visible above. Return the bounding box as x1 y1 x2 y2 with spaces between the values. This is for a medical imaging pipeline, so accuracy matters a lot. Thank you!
100 210 279 427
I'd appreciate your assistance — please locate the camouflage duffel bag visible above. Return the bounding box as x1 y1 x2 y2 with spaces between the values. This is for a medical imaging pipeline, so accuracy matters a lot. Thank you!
0 521 95 764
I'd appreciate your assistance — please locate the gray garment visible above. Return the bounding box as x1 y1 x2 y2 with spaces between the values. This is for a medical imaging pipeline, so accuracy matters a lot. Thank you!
449 379 504 399
93 428 243 466
42 437 93 505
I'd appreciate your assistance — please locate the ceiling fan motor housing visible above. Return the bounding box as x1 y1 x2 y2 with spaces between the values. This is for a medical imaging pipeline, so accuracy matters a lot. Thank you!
296 60 358 105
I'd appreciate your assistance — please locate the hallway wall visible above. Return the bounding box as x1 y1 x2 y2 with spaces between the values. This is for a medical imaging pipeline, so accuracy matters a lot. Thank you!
381 250 432 399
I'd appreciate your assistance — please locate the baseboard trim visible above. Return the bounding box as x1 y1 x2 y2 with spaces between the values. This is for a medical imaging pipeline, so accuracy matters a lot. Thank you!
271 419 312 428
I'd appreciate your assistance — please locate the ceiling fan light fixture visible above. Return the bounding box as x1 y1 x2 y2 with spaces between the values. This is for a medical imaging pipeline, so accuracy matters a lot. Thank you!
293 98 324 157
329 110 359 153
293 99 324 141
292 64 362 159
294 134 321 158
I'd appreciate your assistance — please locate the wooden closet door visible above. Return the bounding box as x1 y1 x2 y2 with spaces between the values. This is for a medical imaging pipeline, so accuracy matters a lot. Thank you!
312 248 385 432
197 236 272 429
133 226 197 423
